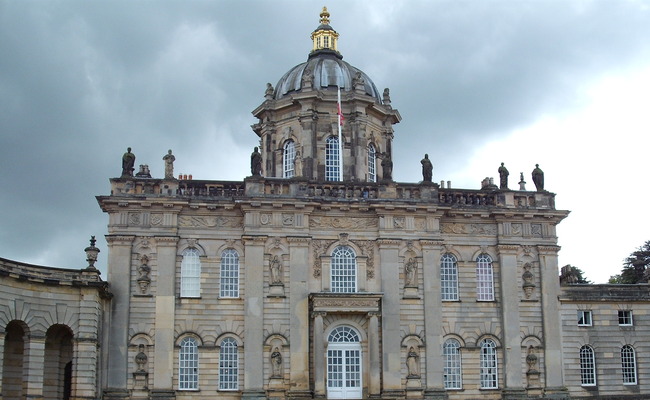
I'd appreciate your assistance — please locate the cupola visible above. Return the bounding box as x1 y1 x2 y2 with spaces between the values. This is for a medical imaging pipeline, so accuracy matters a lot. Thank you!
310 7 340 55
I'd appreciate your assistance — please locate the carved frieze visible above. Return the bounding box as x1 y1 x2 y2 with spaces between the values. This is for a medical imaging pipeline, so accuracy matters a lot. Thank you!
441 223 497 235
150 213 163 226
358 241 375 279
309 216 377 230
178 215 242 228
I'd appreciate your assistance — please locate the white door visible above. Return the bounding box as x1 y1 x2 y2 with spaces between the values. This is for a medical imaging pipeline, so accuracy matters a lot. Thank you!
327 327 362 399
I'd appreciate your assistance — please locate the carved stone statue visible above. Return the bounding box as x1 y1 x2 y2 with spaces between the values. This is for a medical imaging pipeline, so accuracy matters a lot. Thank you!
381 152 393 181
532 164 544 191
135 344 148 372
163 150 175 179
383 88 391 105
294 150 303 177
421 154 433 182
498 162 509 189
270 255 282 285
518 172 526 191
301 67 313 87
271 347 283 378
404 258 417 287
406 346 420 378
265 82 274 98
251 147 262 176
122 147 135 177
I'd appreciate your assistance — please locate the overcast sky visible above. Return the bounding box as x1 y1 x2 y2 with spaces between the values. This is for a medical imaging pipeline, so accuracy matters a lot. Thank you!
1 1 649 283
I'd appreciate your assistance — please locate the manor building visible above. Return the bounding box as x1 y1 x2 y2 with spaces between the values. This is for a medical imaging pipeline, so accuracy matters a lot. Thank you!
1 8 650 400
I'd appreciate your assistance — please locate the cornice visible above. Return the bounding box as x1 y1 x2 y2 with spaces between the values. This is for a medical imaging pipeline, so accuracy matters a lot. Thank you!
537 245 561 255
105 235 136 245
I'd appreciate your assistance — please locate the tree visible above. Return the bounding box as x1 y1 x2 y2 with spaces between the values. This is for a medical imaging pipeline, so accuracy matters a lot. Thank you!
608 240 650 284
560 265 592 284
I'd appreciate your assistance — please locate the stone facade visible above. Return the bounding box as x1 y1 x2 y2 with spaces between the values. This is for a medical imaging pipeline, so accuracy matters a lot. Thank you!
0 256 110 400
3 8 650 400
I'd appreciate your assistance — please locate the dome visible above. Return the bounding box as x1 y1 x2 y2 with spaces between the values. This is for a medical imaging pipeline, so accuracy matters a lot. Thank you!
273 51 383 103
272 7 383 103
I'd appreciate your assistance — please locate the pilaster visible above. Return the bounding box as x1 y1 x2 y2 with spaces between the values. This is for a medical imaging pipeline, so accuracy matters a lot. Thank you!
368 311 381 396
242 235 267 396
497 244 524 390
287 236 311 394
377 239 401 391
105 235 135 390
537 245 566 392
152 236 179 391
420 240 444 391
312 311 326 396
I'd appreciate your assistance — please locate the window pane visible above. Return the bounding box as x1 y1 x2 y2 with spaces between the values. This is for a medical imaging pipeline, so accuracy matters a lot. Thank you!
326 136 340 181
367 144 376 182
621 345 637 384
618 310 633 326
441 254 459 301
179 337 198 390
580 345 596 386
443 339 462 389
283 140 295 178
331 246 356 293
476 254 494 301
220 249 239 298
219 338 238 390
181 248 201 298
479 339 498 389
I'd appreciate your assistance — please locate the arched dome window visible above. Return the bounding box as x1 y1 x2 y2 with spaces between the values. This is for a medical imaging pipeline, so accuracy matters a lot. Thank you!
326 136 340 181
283 140 296 178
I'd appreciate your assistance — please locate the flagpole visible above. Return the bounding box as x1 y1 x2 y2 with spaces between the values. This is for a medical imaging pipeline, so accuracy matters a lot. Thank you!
337 85 343 181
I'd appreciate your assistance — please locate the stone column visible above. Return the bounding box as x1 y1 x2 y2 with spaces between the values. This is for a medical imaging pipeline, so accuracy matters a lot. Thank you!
24 335 46 400
378 239 401 393
151 236 179 399
368 311 381 396
312 311 326 397
72 337 101 400
242 236 267 400
538 246 568 397
287 237 311 398
0 331 4 398
497 245 525 397
421 240 446 400
104 235 135 396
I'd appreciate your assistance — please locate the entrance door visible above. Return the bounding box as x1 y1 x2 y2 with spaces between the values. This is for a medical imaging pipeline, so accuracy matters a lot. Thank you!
327 326 362 399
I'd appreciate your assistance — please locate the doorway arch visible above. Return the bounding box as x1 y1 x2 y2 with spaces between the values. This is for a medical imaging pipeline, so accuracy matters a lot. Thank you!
326 326 362 399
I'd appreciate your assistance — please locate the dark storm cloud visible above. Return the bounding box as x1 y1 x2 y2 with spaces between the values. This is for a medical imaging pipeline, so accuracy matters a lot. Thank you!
0 1 649 274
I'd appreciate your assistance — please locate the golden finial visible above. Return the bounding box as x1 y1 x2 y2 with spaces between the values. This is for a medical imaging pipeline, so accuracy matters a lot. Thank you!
320 6 330 25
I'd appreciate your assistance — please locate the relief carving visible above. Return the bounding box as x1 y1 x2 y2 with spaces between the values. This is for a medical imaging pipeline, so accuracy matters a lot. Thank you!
282 214 294 226
312 239 335 278
310 216 377 229
393 217 405 229
359 241 375 279
511 223 523 235
179 216 217 227
531 224 542 236
150 214 163 226
441 223 497 235
129 212 141 226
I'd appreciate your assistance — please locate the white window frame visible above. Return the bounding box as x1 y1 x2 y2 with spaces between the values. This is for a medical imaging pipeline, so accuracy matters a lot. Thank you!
180 248 201 298
219 337 239 390
479 339 498 389
325 136 340 181
220 249 240 298
327 326 362 399
580 345 596 386
443 339 462 390
330 246 357 293
441 253 459 301
578 310 593 327
618 310 633 326
283 140 295 178
476 254 494 301
178 337 199 390
367 144 376 182
621 345 637 385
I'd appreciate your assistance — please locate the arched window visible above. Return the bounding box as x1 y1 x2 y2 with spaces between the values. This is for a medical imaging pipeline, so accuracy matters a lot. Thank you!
331 246 357 293
283 140 295 178
179 337 198 390
220 249 239 298
181 248 201 297
479 339 498 389
441 254 459 301
219 338 238 390
443 339 462 389
325 136 340 181
327 326 362 399
580 345 596 386
367 144 376 182
621 345 637 385
476 254 494 301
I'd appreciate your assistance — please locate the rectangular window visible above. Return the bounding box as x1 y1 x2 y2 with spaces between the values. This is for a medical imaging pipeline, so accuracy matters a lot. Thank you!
618 310 633 326
578 310 592 326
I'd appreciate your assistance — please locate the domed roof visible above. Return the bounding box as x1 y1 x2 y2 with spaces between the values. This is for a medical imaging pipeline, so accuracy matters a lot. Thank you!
273 52 383 102
272 7 383 103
